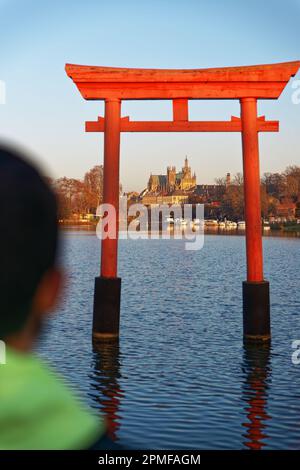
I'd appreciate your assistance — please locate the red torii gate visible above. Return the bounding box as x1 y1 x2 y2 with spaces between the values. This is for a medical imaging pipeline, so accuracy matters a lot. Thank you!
65 61 300 343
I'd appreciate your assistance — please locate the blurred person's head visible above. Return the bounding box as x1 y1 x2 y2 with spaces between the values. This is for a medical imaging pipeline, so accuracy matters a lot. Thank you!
0 144 61 351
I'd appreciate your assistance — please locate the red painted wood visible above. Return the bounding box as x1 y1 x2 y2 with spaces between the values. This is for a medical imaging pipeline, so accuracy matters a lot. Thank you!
72 81 287 100
241 98 264 282
65 60 300 287
66 61 300 100
66 61 300 82
173 99 188 121
85 116 279 133
101 99 121 279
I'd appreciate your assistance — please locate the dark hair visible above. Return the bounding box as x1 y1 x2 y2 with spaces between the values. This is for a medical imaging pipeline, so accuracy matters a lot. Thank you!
0 144 58 337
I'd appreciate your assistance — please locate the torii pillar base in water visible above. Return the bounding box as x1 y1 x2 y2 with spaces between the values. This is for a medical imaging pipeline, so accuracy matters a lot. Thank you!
93 277 121 342
243 281 270 342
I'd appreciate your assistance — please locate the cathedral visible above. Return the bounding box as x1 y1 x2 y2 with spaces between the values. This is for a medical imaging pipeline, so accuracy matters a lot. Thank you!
148 157 196 193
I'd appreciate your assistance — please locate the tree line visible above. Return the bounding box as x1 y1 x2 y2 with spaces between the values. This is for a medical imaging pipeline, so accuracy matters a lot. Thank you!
213 165 300 220
51 165 104 220
51 163 300 222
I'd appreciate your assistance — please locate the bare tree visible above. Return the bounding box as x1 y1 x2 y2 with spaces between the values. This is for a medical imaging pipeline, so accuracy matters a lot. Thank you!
83 165 104 213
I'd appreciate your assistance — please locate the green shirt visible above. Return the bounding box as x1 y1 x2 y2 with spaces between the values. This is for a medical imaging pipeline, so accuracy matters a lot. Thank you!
0 347 105 449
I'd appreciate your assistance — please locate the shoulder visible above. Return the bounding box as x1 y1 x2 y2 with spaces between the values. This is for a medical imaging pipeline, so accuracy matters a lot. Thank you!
0 349 105 449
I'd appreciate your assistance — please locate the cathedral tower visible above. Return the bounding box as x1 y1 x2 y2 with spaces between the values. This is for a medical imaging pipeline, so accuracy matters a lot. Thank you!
167 165 176 191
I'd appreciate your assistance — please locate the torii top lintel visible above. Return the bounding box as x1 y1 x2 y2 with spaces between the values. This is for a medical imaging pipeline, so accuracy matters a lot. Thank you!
65 61 300 100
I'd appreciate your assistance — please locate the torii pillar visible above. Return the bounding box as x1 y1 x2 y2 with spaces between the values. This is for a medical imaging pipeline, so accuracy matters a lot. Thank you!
93 98 122 341
65 60 300 343
240 97 270 340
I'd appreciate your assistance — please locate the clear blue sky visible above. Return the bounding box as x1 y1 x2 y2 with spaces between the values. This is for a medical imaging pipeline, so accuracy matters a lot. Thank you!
0 0 299 191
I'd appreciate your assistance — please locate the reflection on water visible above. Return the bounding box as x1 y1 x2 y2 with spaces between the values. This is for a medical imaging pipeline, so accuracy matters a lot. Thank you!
90 341 123 442
89 341 274 449
38 232 300 449
241 343 272 450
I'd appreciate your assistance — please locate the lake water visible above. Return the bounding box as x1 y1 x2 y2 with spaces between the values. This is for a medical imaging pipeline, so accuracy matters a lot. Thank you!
38 230 300 449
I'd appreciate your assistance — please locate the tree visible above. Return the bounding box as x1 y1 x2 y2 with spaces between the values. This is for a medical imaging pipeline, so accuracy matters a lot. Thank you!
83 165 104 213
56 190 71 220
55 177 83 219
219 173 244 220
214 177 227 200
221 186 244 220
234 172 243 186
284 166 300 201
296 202 300 219
260 184 274 219
262 172 286 200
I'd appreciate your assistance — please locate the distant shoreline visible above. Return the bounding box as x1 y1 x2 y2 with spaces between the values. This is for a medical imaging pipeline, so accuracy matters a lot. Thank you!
59 222 300 237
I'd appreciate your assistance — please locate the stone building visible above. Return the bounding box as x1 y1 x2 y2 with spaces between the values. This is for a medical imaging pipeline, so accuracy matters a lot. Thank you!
142 191 189 206
147 157 196 193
